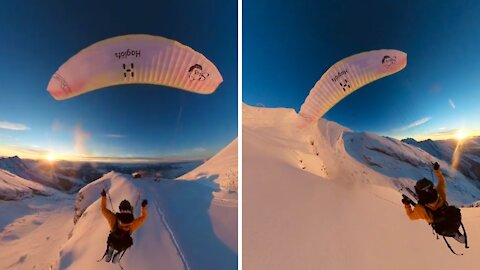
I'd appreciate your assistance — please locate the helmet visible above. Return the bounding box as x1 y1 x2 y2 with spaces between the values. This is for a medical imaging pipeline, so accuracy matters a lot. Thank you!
119 200 133 212
415 178 434 193
415 178 438 204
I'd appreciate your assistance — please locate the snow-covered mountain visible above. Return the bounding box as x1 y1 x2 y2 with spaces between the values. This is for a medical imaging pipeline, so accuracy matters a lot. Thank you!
0 169 52 200
0 138 237 270
243 103 480 270
0 156 83 192
403 137 480 182
180 138 238 193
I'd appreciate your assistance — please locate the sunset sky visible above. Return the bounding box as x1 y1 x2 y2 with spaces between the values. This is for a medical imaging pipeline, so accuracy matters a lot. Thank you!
244 0 480 141
0 0 237 162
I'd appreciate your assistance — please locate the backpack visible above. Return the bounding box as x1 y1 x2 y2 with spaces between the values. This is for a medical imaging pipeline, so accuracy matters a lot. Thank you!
429 204 461 237
107 213 134 252
423 203 468 255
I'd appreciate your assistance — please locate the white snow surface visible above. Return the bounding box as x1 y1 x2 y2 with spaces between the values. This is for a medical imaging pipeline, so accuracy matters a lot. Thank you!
180 138 238 192
63 172 237 270
0 193 74 270
0 169 52 200
243 104 480 270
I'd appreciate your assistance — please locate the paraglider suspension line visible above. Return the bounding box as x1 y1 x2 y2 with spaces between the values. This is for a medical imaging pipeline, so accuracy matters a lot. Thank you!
117 249 127 270
461 221 469 249
107 191 115 212
442 236 463 256
96 245 110 262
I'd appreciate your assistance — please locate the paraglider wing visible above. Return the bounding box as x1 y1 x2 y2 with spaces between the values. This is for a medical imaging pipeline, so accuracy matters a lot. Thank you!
47 34 223 100
298 49 407 126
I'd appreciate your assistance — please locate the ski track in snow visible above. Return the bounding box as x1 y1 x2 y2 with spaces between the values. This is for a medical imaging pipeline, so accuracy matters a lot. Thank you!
153 201 190 270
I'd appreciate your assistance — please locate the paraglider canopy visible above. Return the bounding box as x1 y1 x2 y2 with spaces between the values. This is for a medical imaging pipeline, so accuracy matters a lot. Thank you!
47 34 223 100
298 49 407 127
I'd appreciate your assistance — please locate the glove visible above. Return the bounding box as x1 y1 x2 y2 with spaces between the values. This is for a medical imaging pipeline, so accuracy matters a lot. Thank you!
142 200 148 207
101 189 106 197
433 162 440 171
401 195 412 206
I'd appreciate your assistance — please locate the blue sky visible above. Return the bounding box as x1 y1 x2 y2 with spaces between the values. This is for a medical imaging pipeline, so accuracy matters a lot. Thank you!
0 0 237 162
244 0 480 140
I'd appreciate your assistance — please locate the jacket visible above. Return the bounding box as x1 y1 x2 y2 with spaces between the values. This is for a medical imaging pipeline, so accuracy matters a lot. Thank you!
101 195 148 234
404 170 447 223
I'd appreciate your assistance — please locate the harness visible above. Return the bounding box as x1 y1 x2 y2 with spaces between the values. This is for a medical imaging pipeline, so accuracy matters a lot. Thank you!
97 215 133 269
400 184 469 255
422 202 469 255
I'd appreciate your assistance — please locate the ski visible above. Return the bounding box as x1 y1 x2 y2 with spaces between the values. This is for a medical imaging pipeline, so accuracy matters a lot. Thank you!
398 182 418 204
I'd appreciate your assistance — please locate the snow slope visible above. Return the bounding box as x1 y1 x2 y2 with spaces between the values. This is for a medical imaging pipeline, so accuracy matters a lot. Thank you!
180 138 238 192
0 193 74 270
178 138 238 253
0 169 52 200
62 172 237 270
243 104 480 270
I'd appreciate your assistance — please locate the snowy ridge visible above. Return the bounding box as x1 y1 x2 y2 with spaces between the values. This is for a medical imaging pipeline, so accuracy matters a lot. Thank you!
61 137 238 270
180 138 238 192
244 104 480 270
0 169 52 200
63 173 237 270
60 174 184 270
0 156 83 192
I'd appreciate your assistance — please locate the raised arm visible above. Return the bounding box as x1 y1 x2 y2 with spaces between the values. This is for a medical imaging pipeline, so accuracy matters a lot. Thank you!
131 200 148 233
101 190 116 230
433 162 447 202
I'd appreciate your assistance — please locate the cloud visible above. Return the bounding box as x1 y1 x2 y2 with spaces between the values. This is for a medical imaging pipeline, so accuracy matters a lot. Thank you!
426 129 460 137
73 125 91 155
0 121 30 131
0 144 49 158
397 128 480 141
448 99 456 109
66 155 208 164
193 147 208 153
393 117 432 133
104 134 126 139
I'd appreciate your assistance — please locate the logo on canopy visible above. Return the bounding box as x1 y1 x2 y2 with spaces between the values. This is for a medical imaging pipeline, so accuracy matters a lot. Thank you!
188 64 209 81
123 63 134 78
382 55 397 69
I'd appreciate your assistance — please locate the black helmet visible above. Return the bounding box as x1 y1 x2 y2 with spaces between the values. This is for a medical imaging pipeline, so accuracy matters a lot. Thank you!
415 178 438 204
119 200 133 212
415 178 434 192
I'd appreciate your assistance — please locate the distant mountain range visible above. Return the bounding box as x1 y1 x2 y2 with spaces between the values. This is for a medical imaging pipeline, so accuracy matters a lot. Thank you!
402 137 480 181
0 155 205 194
0 156 83 192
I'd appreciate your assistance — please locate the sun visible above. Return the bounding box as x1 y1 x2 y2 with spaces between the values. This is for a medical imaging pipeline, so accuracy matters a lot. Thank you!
455 131 467 141
46 153 57 162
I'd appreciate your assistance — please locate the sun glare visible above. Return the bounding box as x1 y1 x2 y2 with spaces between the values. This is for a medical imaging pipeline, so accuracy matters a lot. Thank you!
455 131 467 141
47 153 57 162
